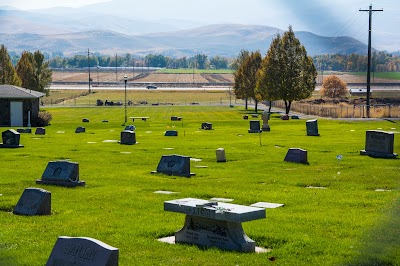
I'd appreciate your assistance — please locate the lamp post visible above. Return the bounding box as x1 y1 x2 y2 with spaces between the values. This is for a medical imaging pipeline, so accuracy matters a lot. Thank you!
124 75 128 125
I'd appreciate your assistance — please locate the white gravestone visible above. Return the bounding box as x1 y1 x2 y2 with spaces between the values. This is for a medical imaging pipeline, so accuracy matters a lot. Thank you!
164 198 266 252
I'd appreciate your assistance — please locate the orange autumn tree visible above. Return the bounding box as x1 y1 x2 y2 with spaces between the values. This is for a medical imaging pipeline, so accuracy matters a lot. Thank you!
320 75 348 98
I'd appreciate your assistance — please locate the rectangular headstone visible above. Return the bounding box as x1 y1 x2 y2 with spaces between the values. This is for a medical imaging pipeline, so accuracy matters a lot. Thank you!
360 130 397 158
1 129 23 148
201 122 213 130
120 130 136 145
35 127 46 135
165 130 178 136
75 127 85 133
46 236 118 266
306 119 320 136
171 116 182 121
216 148 226 162
36 161 85 187
284 148 309 164
248 120 261 133
152 154 195 177
13 188 51 216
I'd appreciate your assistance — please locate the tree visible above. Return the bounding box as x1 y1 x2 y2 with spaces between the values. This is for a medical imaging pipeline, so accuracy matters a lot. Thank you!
16 51 35 89
233 50 262 111
195 54 208 69
320 75 348 98
258 26 317 114
233 50 249 109
0 44 21 86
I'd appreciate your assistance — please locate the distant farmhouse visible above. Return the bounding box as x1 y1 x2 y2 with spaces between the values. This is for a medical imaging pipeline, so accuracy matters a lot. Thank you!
0 85 45 127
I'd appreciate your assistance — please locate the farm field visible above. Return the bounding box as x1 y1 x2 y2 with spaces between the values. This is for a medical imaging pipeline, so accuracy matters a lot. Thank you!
0 106 399 265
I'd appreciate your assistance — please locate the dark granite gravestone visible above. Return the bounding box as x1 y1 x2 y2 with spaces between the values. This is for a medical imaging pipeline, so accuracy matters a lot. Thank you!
248 120 262 133
35 127 46 135
46 236 118 266
82 118 90 122
152 154 195 177
216 148 226 162
0 129 24 148
360 130 398 158
281 114 289 120
262 110 270 132
171 116 182 121
119 130 137 145
201 122 213 130
306 119 320 136
17 128 32 133
13 188 51 216
284 148 309 164
165 130 178 136
163 198 266 252
124 125 136 131
291 115 300 119
36 161 85 187
243 115 248 120
75 127 85 133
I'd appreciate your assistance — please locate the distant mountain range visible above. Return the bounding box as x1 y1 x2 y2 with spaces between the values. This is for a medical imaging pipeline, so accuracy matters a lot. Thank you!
0 6 371 57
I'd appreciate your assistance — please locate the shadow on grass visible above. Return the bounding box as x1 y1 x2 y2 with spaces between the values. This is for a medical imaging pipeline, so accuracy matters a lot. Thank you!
344 197 400 266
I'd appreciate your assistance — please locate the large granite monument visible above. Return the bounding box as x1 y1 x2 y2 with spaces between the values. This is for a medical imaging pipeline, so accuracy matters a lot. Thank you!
360 130 397 158
163 198 266 252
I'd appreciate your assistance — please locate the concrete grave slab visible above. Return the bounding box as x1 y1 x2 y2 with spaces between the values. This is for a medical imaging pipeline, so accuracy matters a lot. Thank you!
210 198 234 203
250 202 284 209
46 236 118 266
154 190 179 194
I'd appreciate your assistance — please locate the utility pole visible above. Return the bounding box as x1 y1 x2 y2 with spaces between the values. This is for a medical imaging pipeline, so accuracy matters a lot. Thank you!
115 53 118 82
360 4 383 118
88 48 91 94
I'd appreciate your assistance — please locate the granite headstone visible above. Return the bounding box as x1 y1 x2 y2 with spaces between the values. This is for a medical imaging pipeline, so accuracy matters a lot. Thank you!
201 122 213 130
261 110 270 132
248 120 261 133
36 160 85 187
284 148 309 164
165 130 178 137
35 127 46 135
46 236 119 266
75 127 86 133
152 154 195 177
360 130 397 158
216 148 226 162
120 130 136 145
306 119 320 136
0 129 23 148
13 188 51 216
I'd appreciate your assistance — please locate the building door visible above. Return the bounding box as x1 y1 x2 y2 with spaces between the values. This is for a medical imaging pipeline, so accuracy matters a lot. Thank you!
10 101 23 126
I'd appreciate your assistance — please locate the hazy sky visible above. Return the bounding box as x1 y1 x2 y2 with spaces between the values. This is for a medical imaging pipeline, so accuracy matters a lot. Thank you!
4 0 400 50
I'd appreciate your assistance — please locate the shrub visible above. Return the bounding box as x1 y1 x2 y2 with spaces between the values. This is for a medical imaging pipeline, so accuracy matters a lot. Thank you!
32 110 52 126
320 75 348 98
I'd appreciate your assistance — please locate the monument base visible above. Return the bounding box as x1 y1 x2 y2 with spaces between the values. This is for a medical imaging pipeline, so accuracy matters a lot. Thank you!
174 215 256 252
306 134 320 137
0 144 24 148
118 141 138 145
36 179 86 187
360 150 398 158
248 130 262 133
262 125 270 132
151 171 195 178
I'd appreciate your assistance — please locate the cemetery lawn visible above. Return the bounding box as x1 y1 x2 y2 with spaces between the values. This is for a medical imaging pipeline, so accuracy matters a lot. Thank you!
0 106 399 265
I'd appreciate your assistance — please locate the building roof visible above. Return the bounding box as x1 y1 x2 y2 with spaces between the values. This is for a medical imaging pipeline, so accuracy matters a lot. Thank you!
0 85 45 99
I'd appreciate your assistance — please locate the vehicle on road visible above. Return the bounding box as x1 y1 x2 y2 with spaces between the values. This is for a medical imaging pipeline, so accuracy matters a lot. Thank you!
146 85 157 89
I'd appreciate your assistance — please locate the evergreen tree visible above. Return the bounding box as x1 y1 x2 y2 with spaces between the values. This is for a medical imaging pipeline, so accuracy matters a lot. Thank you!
233 50 250 109
32 50 52 94
16 51 35 89
0 44 21 86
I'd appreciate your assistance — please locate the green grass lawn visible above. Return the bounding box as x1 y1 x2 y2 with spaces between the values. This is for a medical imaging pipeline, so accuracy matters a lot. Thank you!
0 106 399 265
352 72 400 81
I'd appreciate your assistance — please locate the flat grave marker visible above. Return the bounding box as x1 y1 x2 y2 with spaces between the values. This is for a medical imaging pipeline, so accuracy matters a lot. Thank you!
163 198 266 252
46 236 118 266
250 202 284 209
13 188 51 216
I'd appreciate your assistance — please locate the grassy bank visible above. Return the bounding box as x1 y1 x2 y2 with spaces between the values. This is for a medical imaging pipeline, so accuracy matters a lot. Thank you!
0 106 399 265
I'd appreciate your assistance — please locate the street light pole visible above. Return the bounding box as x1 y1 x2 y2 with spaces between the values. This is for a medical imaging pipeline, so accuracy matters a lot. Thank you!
124 75 128 125
88 48 91 94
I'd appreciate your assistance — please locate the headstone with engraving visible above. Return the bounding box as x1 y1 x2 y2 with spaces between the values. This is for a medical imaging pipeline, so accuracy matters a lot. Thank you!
46 236 119 266
261 110 270 132
165 130 178 137
248 120 261 133
36 160 85 187
152 154 195 177
216 148 226 162
75 127 85 133
164 198 266 252
284 148 309 164
0 129 23 148
13 188 51 216
201 122 213 130
35 127 46 135
360 130 397 158
119 130 136 145
306 119 320 136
